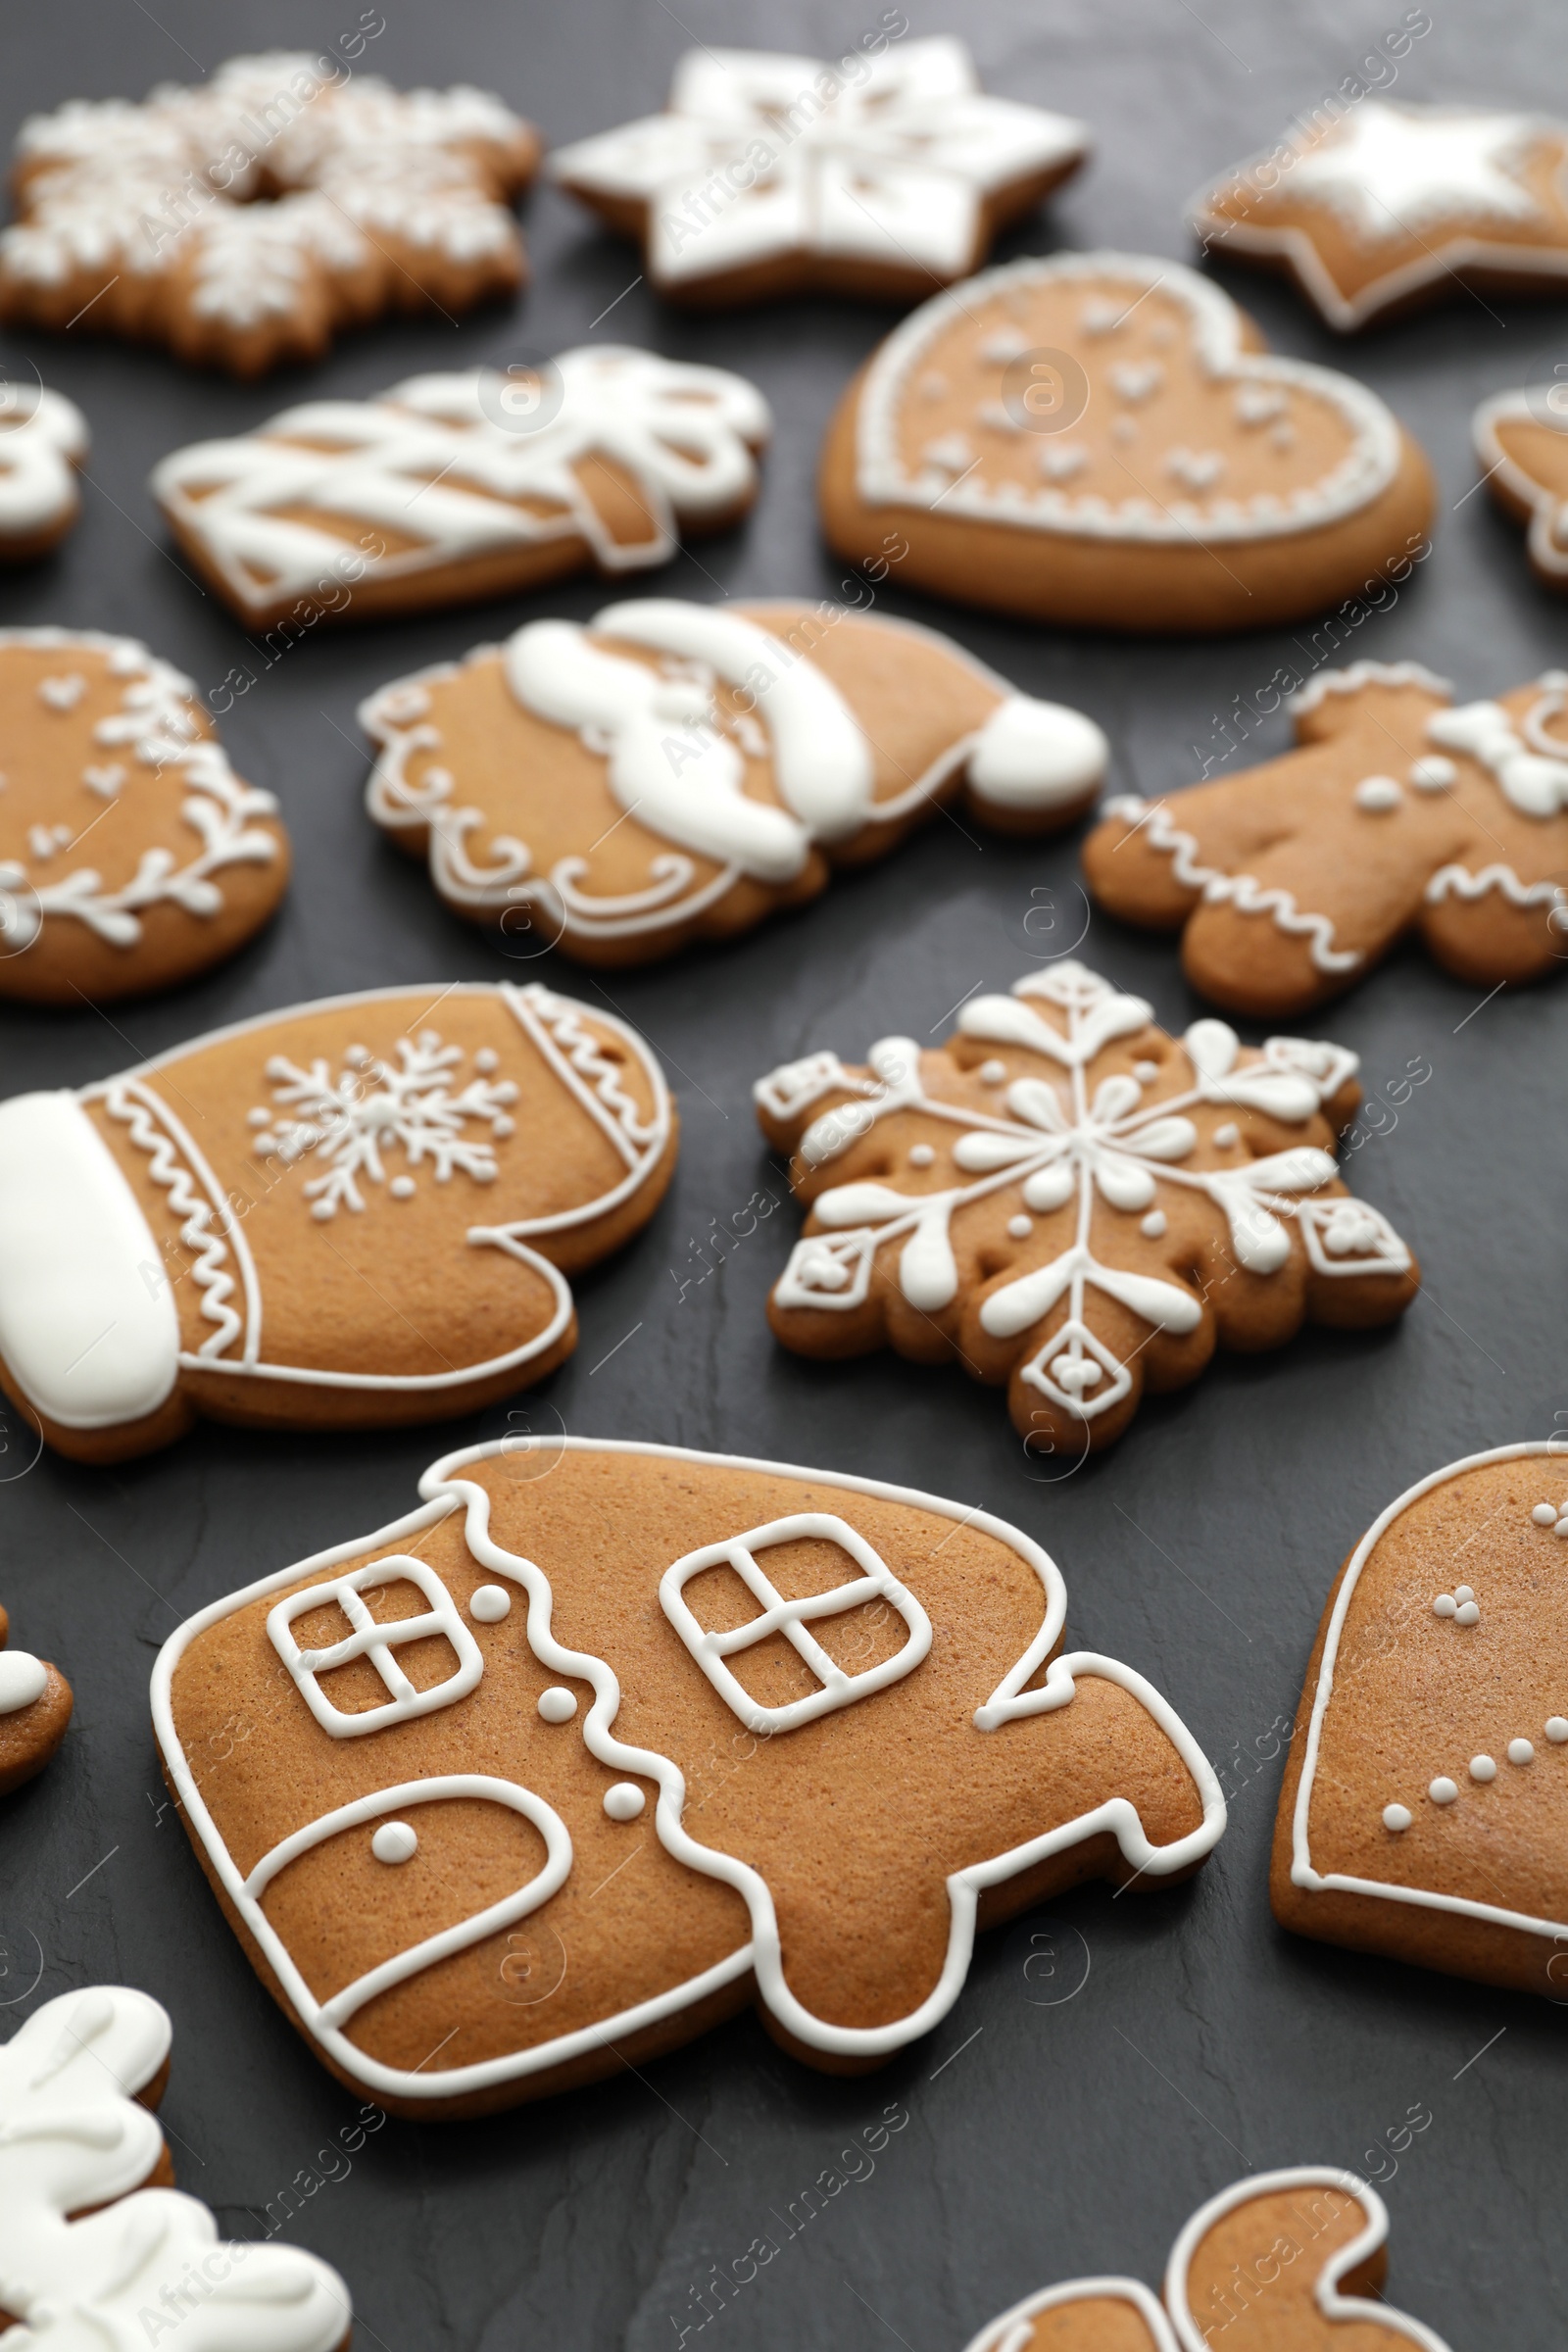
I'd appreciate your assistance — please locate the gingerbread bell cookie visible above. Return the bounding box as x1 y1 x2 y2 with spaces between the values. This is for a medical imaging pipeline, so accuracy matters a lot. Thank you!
154 1435 1224 2115
1472 385 1568 591
0 1602 72 1797
1191 101 1568 331
552 36 1089 307
818 251 1435 633
756 960 1417 1457
0 383 87 558
0 629 287 1004
0 1984 350 2348
152 353 770 630
0 52 538 376
0 982 675 1463
1085 661 1568 1016
1276 1441 1568 2001
363 598 1108 966
963 2167 1449 2351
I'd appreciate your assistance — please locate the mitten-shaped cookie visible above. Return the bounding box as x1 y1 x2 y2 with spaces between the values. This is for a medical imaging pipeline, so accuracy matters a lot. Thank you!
0 1601 72 1795
1084 662 1568 1014
363 598 1108 966
0 981 675 1463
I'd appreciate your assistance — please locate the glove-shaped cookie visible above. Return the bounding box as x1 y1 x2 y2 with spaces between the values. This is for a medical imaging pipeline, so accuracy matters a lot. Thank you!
362 598 1108 967
0 1984 349 2350
0 1601 72 1796
1472 384 1568 590
1084 662 1568 1015
0 981 675 1464
153 1436 1225 2116
963 2167 1448 2350
1277 1440 1568 1999
756 960 1417 1457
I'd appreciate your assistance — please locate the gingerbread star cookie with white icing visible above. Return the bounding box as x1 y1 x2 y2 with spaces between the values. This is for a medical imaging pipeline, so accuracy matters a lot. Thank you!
0 1984 350 2349
1191 101 1568 332
0 52 538 376
362 598 1108 966
0 629 287 1004
1472 384 1568 591
1084 660 1568 1016
0 384 86 559
819 251 1434 634
152 353 771 631
153 1434 1224 2116
552 37 1088 307
963 2167 1450 2351
1276 1441 1568 2002
0 1602 72 1797
756 959 1417 1458
0 981 676 1463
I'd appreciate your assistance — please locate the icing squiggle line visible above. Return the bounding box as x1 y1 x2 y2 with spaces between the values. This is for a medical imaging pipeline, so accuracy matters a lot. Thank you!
103 1079 242 1360
1426 859 1568 908
510 982 663 1157
1102 792 1362 973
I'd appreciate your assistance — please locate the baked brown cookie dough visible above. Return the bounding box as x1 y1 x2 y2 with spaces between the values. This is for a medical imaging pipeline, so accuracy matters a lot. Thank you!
1472 385 1568 591
0 1601 72 1796
0 384 87 559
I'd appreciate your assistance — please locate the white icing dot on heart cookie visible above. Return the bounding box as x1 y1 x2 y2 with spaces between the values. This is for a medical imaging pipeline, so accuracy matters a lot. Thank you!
37 673 85 711
1428 1777 1458 1805
604 1782 645 1821
1455 1600 1480 1625
1532 1501 1558 1525
1469 1753 1496 1782
1556 1514 1568 1539
1382 1802 1411 1832
1110 361 1164 405
1433 1592 1456 1616
371 1820 418 1865
1041 444 1088 482
1547 1717 1568 1743
1354 774 1403 812
1140 1209 1167 1239
1133 1059 1160 1082
1508 1739 1535 1765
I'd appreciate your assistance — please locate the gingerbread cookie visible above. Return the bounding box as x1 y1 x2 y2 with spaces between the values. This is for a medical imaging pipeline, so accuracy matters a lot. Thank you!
153 1435 1225 2116
552 37 1089 308
1275 1440 1568 2000
817 252 1435 633
1084 661 1568 1016
963 2167 1448 2351
1 52 538 376
152 353 770 630
1472 385 1568 590
755 959 1417 1457
363 598 1108 966
0 1984 349 2347
1191 102 1568 332
0 1601 72 1796
0 981 675 1464
0 629 287 1004
0 383 86 558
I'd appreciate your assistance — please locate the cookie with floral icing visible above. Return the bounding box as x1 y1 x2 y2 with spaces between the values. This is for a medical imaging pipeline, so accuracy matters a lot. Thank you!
0 383 86 558
1472 385 1568 591
362 597 1108 966
153 1434 1224 2115
1084 661 1568 1016
818 251 1435 633
0 1984 350 2347
0 1602 72 1797
0 629 287 1004
1276 1441 1568 2000
0 52 538 376
0 981 675 1463
152 352 771 630
1191 101 1568 332
552 36 1089 307
755 959 1417 1457
963 2166 1449 2350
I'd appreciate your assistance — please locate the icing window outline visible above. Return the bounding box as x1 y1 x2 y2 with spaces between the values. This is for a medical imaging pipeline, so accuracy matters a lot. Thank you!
659 1511 932 1735
268 1555 483 1738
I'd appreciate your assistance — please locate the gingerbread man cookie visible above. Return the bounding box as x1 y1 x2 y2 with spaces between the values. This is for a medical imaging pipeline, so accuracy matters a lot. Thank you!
153 1435 1224 2115
152 352 770 631
818 252 1435 633
0 628 287 1004
0 1984 350 2348
0 1602 72 1797
0 383 86 559
0 52 538 376
1084 661 1568 1015
0 982 675 1463
552 37 1088 307
755 960 1417 1457
362 598 1108 966
1472 384 1568 591
1276 1441 1568 2000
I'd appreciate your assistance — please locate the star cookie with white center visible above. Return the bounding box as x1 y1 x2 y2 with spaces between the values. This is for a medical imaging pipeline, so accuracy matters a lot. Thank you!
0 1601 72 1797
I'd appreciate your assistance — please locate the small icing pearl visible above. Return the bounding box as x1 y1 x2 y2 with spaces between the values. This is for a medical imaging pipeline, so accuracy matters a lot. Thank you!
1455 1600 1480 1626
469 1584 511 1623
604 1782 646 1822
1454 1586 1473 1603
1469 1754 1496 1783
1212 1122 1239 1148
1140 1209 1167 1239
1547 1718 1568 1743
1007 1214 1033 1240
1429 1777 1458 1805
1555 1516 1568 1540
1354 774 1403 813
979 1059 1006 1085
1133 1060 1160 1082
908 1144 935 1167
474 1047 500 1072
1408 756 1456 791
537 1687 577 1724
371 1821 417 1864
1533 1502 1558 1526
1382 1803 1412 1833
1508 1739 1535 1765
390 1175 416 1200
1432 1593 1456 1617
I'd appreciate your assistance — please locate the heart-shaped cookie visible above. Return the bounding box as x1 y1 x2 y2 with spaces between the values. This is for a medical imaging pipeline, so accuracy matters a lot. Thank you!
818 252 1435 632
1472 384 1568 588
0 1600 71 1796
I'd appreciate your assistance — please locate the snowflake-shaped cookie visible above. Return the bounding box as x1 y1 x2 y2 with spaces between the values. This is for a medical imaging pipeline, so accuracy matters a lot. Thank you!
1085 661 1568 1014
756 960 1417 1455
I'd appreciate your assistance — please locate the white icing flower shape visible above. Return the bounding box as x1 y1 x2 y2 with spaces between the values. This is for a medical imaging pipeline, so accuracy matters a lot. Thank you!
756 961 1416 1454
0 385 86 555
552 37 1089 301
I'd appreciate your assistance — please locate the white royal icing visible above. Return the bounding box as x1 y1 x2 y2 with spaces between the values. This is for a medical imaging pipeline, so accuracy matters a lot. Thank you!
960 2278 1176 2352
1472 388 1568 579
0 386 86 539
0 1649 47 1714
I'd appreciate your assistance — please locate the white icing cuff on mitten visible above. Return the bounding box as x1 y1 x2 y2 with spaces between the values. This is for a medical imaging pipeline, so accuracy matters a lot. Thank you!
968 695 1109 810
0 1091 179 1428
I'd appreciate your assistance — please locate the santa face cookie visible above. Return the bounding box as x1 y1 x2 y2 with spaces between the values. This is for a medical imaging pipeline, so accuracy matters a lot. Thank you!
0 383 87 558
362 598 1108 966
1 52 538 377
1084 661 1568 1016
1472 385 1568 590
756 959 1417 1457
153 1436 1224 2116
0 1984 350 2349
1191 102 1568 332
552 36 1089 308
1275 1441 1568 2001
0 1601 72 1797
152 353 770 631
818 252 1435 635
0 629 287 1004
0 982 675 1464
